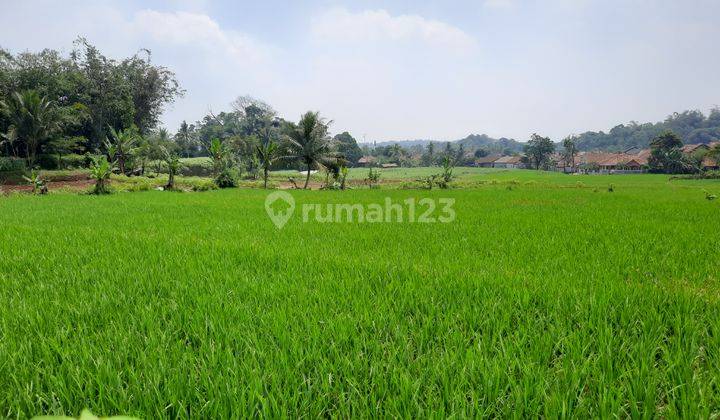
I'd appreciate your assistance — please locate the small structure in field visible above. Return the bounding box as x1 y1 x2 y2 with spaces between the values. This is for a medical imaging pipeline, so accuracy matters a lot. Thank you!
493 155 525 169
474 155 501 168
357 156 377 167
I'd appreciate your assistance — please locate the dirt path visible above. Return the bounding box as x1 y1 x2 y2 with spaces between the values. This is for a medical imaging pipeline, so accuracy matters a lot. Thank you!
1 179 94 194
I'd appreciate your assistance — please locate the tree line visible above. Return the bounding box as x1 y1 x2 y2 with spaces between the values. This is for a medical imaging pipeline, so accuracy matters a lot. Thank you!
0 42 367 190
0 39 182 166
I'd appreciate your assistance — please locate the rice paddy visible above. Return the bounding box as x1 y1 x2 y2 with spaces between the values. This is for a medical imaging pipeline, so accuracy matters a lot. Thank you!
1 170 719 417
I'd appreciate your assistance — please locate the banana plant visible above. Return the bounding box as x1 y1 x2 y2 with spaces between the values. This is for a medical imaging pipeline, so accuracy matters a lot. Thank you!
22 170 47 195
89 156 113 194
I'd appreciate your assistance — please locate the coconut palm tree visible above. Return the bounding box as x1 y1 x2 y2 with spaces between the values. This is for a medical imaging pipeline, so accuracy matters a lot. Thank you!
0 90 59 166
208 138 225 178
105 127 138 175
283 111 333 189
256 140 279 189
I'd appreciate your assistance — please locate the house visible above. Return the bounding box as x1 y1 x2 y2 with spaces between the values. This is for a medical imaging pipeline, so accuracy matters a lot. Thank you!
702 156 719 171
357 156 377 167
681 143 710 154
474 155 501 168
577 151 646 173
493 155 525 169
381 163 399 169
597 154 644 172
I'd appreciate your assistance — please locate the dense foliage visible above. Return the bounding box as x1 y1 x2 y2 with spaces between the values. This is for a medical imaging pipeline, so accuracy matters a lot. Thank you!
574 109 720 151
0 39 183 165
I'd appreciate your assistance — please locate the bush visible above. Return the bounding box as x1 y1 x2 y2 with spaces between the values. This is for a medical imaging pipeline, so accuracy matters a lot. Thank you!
61 154 89 169
37 154 60 170
215 167 239 188
0 157 26 173
670 170 720 180
36 154 94 170
149 157 214 177
190 179 219 192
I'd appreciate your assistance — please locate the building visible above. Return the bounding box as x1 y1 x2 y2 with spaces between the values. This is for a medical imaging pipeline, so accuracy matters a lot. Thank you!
380 163 399 169
702 156 719 170
493 155 525 169
357 156 377 167
474 155 501 168
681 143 710 154
576 151 647 173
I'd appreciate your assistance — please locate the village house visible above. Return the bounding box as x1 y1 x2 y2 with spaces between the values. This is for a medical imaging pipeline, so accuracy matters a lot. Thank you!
575 151 647 173
357 156 377 167
493 155 525 169
474 155 501 168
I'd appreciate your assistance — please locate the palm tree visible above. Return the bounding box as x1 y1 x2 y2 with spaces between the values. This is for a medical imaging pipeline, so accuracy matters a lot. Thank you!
208 138 225 178
105 127 138 175
256 141 279 189
0 90 59 166
283 111 333 189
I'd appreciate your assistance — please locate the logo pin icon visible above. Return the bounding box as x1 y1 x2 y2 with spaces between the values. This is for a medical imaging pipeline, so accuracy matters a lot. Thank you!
265 191 295 229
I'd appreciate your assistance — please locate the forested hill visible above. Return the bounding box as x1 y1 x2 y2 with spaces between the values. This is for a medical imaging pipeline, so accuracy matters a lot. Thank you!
574 109 720 151
371 109 720 153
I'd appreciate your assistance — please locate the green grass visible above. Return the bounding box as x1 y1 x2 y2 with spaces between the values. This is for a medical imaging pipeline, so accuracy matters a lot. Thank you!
1 171 719 417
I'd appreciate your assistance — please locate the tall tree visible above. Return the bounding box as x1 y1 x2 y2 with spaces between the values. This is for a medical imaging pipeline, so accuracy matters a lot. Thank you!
333 132 362 166
524 133 555 170
283 111 333 189
561 135 578 170
648 130 694 174
174 120 197 157
422 142 436 166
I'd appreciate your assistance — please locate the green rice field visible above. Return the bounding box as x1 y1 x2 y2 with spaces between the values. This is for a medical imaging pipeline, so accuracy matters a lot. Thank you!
1 170 719 417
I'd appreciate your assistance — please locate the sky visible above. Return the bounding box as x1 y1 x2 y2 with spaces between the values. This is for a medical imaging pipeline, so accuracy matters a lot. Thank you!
1 0 719 142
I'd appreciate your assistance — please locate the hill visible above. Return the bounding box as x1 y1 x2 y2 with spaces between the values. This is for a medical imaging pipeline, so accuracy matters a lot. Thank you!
367 108 720 153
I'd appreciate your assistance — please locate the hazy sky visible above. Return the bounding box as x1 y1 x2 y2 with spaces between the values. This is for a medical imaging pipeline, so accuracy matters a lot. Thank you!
1 0 719 142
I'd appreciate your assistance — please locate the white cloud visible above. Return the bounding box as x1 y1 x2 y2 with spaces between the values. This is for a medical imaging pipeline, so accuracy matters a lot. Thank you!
311 8 477 52
131 10 273 64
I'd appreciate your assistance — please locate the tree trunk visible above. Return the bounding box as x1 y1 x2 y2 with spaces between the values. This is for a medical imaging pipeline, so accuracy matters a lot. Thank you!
263 168 269 189
27 141 35 168
303 163 312 189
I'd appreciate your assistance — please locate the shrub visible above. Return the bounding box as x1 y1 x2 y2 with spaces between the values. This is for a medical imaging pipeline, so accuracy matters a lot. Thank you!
365 168 381 188
37 154 60 170
215 167 239 188
190 179 218 192
61 154 89 169
23 170 48 195
670 171 720 180
89 157 113 194
37 154 91 170
0 157 26 173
